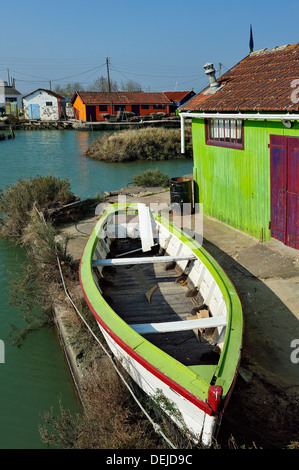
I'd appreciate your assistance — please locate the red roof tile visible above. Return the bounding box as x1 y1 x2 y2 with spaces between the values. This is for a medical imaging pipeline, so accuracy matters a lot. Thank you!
181 43 299 112
73 91 172 105
163 91 194 102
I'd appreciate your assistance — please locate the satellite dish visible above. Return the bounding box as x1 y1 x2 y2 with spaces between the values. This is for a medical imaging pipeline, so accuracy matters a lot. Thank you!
282 119 292 128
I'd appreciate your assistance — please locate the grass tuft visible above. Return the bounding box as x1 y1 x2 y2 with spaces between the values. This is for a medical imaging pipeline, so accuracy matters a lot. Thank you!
131 168 169 187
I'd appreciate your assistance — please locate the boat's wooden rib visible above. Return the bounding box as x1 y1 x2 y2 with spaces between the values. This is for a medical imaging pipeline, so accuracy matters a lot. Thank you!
92 254 196 267
130 315 227 334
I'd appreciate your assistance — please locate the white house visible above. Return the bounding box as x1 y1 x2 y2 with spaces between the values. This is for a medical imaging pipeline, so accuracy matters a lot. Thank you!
0 80 22 114
23 89 66 121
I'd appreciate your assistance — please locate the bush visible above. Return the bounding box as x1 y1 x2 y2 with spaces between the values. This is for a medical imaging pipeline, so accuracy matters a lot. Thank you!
39 369 163 449
131 169 169 188
85 127 192 162
0 175 75 240
0 175 76 345
9 215 76 347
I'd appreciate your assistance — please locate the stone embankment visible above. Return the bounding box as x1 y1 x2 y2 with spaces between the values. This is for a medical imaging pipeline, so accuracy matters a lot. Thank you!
0 115 183 132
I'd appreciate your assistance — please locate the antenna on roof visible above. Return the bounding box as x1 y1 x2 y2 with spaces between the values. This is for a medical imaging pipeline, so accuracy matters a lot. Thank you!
249 24 254 53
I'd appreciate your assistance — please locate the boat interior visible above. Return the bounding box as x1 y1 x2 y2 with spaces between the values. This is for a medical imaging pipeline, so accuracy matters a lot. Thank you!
91 205 228 369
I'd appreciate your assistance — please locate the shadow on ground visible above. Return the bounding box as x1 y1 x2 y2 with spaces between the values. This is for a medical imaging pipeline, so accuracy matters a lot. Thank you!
202 238 299 449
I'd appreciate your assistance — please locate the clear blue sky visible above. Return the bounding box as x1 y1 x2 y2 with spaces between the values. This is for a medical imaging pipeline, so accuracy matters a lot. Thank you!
1 0 298 95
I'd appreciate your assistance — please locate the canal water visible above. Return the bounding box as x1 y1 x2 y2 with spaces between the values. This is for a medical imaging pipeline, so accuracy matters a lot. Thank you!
0 129 192 449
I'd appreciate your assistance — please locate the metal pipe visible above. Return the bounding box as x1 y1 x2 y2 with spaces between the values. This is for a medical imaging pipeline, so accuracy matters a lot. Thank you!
180 113 185 153
179 111 299 120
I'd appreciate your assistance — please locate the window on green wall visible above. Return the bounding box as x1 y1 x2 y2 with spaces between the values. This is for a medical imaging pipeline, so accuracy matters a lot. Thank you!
205 118 244 149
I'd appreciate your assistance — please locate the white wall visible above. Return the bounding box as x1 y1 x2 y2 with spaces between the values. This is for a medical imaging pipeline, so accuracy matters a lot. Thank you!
0 80 22 110
0 81 6 107
23 90 62 120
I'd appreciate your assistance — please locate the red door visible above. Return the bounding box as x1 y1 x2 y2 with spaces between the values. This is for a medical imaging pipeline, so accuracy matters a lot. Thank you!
270 135 299 249
286 137 299 248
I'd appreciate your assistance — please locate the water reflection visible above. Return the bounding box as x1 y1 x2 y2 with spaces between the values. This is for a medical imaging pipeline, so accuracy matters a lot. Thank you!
75 131 93 155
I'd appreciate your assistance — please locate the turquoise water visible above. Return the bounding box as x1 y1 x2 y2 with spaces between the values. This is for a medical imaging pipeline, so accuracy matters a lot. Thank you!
0 129 192 199
0 239 80 449
0 129 193 449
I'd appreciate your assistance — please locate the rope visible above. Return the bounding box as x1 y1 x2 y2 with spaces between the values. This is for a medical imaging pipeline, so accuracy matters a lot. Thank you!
33 203 176 449
56 253 176 449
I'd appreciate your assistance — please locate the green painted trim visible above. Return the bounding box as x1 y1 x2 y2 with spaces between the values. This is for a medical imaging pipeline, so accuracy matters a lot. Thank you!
80 204 243 401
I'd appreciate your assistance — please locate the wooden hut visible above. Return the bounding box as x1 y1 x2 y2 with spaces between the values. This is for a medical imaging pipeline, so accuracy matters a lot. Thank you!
180 43 299 249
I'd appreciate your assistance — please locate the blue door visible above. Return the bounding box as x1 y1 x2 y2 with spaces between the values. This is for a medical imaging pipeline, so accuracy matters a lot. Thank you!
29 104 40 119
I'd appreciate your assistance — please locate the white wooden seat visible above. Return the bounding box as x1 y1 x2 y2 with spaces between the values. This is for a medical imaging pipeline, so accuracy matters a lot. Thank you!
138 203 154 252
92 254 196 267
130 315 227 334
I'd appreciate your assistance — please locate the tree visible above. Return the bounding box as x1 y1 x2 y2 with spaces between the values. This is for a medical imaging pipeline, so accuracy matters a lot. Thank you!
54 82 84 95
88 76 118 92
120 80 142 91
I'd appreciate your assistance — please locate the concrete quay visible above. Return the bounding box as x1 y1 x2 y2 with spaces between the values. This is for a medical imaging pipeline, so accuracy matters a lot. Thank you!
62 186 299 390
56 185 299 447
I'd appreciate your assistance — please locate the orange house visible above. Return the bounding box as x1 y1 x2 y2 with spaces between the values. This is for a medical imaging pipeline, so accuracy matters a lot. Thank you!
71 91 172 121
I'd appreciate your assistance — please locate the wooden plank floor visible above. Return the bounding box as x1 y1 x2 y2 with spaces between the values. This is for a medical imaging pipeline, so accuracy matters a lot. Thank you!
101 260 218 366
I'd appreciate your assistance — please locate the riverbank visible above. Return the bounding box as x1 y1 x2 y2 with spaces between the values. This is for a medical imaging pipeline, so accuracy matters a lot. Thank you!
56 185 299 449
0 116 183 132
2 170 297 448
0 138 192 449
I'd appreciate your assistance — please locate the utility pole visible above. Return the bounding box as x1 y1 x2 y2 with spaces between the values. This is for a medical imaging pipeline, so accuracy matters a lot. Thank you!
106 57 111 92
7 69 10 86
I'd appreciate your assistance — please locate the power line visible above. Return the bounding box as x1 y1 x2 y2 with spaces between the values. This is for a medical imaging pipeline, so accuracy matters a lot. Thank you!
110 65 207 80
9 63 106 84
51 64 106 82
4 56 215 93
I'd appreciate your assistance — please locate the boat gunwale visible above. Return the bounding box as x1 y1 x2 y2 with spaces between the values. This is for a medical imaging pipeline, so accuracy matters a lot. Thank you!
79 203 243 413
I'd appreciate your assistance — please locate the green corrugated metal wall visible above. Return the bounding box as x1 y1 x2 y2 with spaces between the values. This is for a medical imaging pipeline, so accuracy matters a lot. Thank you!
192 118 299 241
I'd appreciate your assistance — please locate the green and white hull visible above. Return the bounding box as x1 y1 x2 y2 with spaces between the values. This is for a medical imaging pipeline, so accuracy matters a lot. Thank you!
79 203 243 446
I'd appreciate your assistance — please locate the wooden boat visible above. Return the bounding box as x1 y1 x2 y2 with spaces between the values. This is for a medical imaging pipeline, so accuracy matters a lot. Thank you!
79 202 243 446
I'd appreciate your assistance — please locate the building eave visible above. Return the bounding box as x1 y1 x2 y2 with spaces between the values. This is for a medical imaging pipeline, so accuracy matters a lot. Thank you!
179 111 299 153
